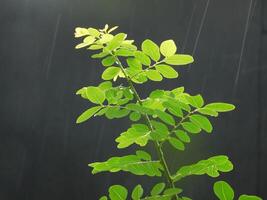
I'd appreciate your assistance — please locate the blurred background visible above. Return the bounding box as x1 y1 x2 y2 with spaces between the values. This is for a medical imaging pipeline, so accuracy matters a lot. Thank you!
0 0 266 199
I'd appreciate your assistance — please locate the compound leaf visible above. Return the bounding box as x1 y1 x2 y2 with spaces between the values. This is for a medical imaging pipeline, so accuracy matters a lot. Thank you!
173 155 233 182
115 124 151 148
89 151 163 177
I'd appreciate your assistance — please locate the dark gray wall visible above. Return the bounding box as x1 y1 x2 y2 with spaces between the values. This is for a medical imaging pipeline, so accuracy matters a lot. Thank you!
0 0 266 199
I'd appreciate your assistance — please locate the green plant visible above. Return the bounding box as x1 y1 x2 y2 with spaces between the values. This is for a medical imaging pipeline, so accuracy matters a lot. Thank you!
74 24 262 200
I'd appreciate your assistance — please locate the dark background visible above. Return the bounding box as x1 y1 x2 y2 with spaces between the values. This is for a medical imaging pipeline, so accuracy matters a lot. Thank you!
0 0 266 199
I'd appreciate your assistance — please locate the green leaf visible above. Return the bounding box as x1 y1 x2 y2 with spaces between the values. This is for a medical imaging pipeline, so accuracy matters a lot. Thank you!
106 33 127 50
205 103 235 112
146 70 163 81
75 42 91 49
74 27 89 37
86 87 105 104
197 108 218 117
175 130 190 143
150 120 169 141
89 151 163 177
108 25 119 33
101 56 116 67
155 109 175 126
189 114 213 133
160 40 177 57
88 27 100 37
164 54 194 65
185 94 204 108
115 124 151 148
127 58 142 70
98 81 112 90
76 106 102 123
162 99 183 118
99 34 114 43
151 183 166 195
238 195 262 200
99 196 108 200
92 51 109 58
155 64 178 79
109 185 128 200
129 112 141 121
115 48 134 57
163 188 182 196
173 156 234 182
83 36 95 44
142 39 160 61
213 181 234 200
181 122 201 134
102 67 121 80
131 185 144 200
168 137 185 151
134 51 151 66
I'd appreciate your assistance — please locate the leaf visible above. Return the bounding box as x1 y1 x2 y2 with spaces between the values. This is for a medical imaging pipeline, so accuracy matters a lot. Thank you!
169 137 185 151
131 185 144 200
129 112 141 121
146 70 163 81
155 109 175 126
101 56 116 67
142 39 160 61
150 120 169 141
151 183 166 195
115 48 134 57
76 106 102 123
83 36 95 44
175 130 190 143
164 54 194 65
99 196 108 200
213 181 234 200
102 67 121 80
181 122 201 134
115 124 151 148
205 103 235 112
162 99 183 118
173 155 234 182
127 58 142 70
238 195 262 200
74 27 89 37
189 114 213 133
160 40 177 57
155 64 178 79
109 185 128 200
106 33 127 50
163 188 182 196
185 94 204 108
108 25 119 33
134 51 151 66
89 151 163 177
86 86 105 104
88 27 100 37
75 42 91 49
197 108 218 117
99 34 114 43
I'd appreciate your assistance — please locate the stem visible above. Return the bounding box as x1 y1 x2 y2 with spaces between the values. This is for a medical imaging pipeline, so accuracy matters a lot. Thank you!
114 57 179 199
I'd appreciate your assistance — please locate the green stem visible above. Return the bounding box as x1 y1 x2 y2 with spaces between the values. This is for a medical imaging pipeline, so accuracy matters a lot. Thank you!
114 57 179 200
